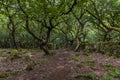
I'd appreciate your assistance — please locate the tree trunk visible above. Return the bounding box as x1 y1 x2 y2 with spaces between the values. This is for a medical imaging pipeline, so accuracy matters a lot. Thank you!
40 45 50 55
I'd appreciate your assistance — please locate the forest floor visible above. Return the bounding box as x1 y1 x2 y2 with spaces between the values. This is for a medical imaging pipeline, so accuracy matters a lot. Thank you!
0 49 120 80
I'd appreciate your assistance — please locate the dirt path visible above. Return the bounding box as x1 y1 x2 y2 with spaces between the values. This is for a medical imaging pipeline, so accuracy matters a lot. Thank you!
5 49 77 80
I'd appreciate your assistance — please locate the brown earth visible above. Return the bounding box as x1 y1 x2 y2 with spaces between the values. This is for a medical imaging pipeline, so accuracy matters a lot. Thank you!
0 49 120 80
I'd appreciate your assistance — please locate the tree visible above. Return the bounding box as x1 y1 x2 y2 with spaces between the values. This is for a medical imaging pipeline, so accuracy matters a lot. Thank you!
17 0 77 55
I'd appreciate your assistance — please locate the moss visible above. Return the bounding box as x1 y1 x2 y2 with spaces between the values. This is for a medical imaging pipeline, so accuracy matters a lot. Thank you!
0 52 3 57
26 61 37 71
108 69 120 77
20 49 27 54
74 73 99 80
26 64 34 71
6 50 20 60
102 68 120 80
11 50 19 54
101 63 115 72
24 55 32 62
77 63 84 68
71 55 79 61
90 66 98 70
75 53 80 56
112 50 120 58
0 72 9 78
102 63 114 68
48 50 56 56
85 57 95 63
102 74 116 80
104 51 111 56
82 52 89 56
11 70 21 75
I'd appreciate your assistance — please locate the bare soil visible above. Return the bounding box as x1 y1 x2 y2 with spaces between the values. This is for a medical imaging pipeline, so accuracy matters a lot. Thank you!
0 49 120 80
